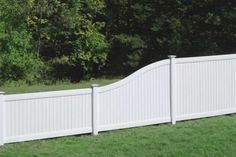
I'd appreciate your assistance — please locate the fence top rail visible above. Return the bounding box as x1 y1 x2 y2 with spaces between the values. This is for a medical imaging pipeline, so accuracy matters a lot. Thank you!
5 88 91 102
99 59 170 93
176 53 236 64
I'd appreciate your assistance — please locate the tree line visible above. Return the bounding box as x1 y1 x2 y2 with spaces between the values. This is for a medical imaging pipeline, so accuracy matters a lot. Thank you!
0 0 235 84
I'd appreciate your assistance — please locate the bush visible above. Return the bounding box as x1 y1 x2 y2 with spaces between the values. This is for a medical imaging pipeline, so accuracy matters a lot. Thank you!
0 52 48 84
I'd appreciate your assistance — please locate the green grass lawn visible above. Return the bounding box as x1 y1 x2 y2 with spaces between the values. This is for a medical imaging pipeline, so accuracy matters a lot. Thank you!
0 115 236 157
0 78 120 94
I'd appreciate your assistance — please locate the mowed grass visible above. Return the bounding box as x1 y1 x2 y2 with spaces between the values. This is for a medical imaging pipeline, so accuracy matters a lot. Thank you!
0 78 120 94
1 115 236 157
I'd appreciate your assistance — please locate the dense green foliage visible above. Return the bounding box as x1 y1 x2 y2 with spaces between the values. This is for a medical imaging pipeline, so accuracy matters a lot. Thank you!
0 0 45 84
0 0 235 83
1 114 236 156
27 0 109 81
106 0 236 74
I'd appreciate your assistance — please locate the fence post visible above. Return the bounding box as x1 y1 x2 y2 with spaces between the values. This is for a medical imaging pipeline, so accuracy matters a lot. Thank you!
91 84 99 135
168 55 177 125
0 92 5 145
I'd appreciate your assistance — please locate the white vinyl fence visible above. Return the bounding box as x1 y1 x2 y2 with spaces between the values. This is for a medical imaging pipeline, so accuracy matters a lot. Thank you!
1 54 236 145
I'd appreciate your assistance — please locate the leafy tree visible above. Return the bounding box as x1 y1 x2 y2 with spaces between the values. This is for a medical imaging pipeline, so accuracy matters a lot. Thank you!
105 0 236 75
0 0 46 84
27 0 109 80
0 0 235 83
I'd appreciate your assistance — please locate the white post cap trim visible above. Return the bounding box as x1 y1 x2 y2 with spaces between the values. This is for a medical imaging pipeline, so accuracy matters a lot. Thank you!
91 84 100 87
168 55 176 58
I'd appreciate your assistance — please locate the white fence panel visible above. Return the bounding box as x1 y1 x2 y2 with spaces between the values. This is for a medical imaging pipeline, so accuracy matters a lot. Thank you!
4 89 92 143
98 60 171 131
1 54 236 145
176 55 236 120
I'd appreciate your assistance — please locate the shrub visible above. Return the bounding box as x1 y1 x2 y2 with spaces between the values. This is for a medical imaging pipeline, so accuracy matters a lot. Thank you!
0 52 48 84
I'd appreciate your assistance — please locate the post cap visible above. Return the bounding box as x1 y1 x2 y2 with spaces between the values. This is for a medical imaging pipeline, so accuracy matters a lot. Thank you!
0 91 5 94
91 84 100 88
168 55 176 58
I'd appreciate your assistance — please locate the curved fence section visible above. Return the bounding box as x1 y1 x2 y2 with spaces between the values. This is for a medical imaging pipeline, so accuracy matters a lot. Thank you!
98 60 171 131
